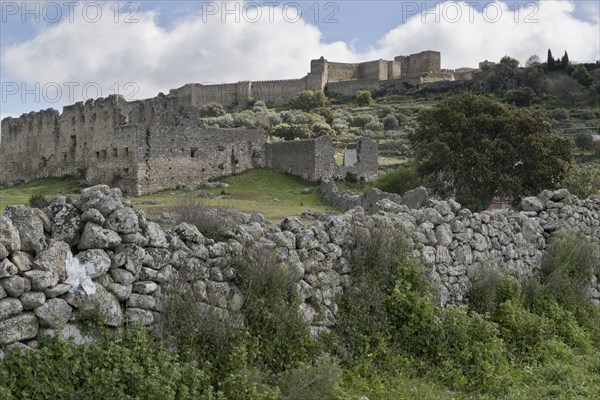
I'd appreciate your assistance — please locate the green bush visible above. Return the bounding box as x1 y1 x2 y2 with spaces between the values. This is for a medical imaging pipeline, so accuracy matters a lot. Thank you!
310 122 336 138
468 268 522 315
28 193 48 209
364 120 384 132
505 88 534 107
548 107 569 120
289 90 326 112
355 90 373 106
0 325 214 399
351 113 377 128
172 196 237 241
199 102 227 117
562 165 600 197
372 164 422 196
538 231 600 312
575 132 595 151
270 123 312 141
382 114 399 130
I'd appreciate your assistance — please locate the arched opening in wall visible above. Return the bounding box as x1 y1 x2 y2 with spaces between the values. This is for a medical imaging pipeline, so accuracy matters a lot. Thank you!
70 135 76 149
112 148 118 158
191 147 198 158
123 147 129 157
71 117 76 125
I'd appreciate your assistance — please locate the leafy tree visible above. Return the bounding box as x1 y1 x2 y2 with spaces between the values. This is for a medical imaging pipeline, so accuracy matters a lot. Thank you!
571 65 593 87
575 132 594 151
289 90 326 112
526 55 541 68
500 55 519 69
412 93 573 211
355 90 374 106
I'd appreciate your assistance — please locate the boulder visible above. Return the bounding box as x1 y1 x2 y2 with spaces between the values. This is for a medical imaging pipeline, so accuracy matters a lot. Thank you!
0 259 18 279
72 284 123 326
0 298 23 321
10 251 33 272
105 208 139 234
23 270 59 290
19 292 46 310
50 203 82 245
33 240 70 281
35 298 72 327
0 313 39 345
1 276 27 298
2 206 45 252
521 197 544 212
76 249 111 278
78 222 121 250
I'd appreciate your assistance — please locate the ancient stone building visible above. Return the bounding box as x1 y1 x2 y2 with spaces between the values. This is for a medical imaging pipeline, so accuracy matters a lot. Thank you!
0 51 455 193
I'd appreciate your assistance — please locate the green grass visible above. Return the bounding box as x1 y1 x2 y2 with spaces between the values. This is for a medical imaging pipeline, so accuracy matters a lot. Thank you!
135 169 335 222
0 176 87 212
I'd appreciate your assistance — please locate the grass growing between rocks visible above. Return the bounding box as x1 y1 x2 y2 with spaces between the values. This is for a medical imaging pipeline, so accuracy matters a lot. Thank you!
1 231 600 399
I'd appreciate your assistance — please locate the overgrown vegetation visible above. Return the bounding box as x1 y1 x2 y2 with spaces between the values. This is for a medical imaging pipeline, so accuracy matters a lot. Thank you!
1 228 599 398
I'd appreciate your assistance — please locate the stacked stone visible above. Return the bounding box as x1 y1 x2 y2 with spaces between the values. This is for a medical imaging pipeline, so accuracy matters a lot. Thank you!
1 184 599 355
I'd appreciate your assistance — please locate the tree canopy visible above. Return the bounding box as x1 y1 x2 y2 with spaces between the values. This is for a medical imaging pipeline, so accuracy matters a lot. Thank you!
412 93 573 211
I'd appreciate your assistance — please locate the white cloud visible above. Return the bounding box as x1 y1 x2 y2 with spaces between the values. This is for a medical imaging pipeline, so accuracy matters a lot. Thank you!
372 1 600 69
1 0 598 107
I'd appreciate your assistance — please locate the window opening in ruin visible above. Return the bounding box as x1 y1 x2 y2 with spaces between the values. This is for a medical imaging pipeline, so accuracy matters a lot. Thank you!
63 153 68 161
124 168 129 173
123 147 129 157
96 152 100 160
191 147 198 158
101 150 107 160
71 117 75 125
80 115 85 123
112 148 118 157
70 135 76 148
92 113 97 123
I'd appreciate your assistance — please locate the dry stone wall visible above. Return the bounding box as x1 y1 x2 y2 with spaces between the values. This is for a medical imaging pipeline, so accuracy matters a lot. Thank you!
1 185 599 354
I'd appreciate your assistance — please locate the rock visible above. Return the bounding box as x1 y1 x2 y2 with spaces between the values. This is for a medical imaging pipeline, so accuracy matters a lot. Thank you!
125 308 154 325
172 223 205 244
281 217 304 232
39 323 91 345
106 283 132 301
4 342 35 355
0 313 39 345
132 281 158 294
435 223 453 246
1 276 27 298
73 284 123 326
0 285 5 300
0 243 8 260
0 298 23 321
105 207 139 234
10 251 33 272
126 294 155 310
551 189 571 203
44 283 72 298
3 205 47 252
78 222 121 250
35 298 72 327
80 186 123 216
51 203 82 245
109 268 136 285
33 240 70 281
0 216 21 253
81 208 106 225
145 222 168 248
19 292 46 310
402 186 430 209
22 270 59 290
76 249 111 278
521 197 544 212
0 259 18 278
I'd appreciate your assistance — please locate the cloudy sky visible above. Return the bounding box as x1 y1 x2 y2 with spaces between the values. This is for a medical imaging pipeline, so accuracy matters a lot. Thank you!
1 0 599 120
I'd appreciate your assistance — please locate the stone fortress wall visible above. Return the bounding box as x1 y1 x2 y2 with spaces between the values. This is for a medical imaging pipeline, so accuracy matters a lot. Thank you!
0 184 598 351
0 50 469 194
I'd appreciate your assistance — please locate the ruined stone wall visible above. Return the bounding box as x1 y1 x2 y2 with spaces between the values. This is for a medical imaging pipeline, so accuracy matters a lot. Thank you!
395 51 441 76
250 78 308 106
0 186 598 352
335 137 379 181
266 136 335 182
325 79 383 97
135 123 267 195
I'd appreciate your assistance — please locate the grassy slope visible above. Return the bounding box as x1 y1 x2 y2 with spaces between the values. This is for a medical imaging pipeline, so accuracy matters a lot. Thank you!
0 176 87 212
0 170 334 223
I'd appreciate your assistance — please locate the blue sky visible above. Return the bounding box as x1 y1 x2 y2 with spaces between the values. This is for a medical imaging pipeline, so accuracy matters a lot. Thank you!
1 0 599 121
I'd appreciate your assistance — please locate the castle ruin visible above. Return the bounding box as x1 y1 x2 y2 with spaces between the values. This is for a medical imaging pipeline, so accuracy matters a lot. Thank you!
0 50 453 194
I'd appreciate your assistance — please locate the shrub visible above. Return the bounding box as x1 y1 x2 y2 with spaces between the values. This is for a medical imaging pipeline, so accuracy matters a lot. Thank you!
579 109 596 120
275 356 342 400
538 231 600 311
271 123 312 140
355 90 373 106
562 165 600 197
199 102 227 117
0 325 214 399
548 107 568 120
252 100 267 112
290 90 326 112
382 114 399 130
311 122 336 138
505 88 534 107
313 106 334 123
171 196 237 241
233 245 320 372
364 120 384 132
372 165 422 196
351 113 377 128
29 193 48 209
575 132 594 151
468 268 522 315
